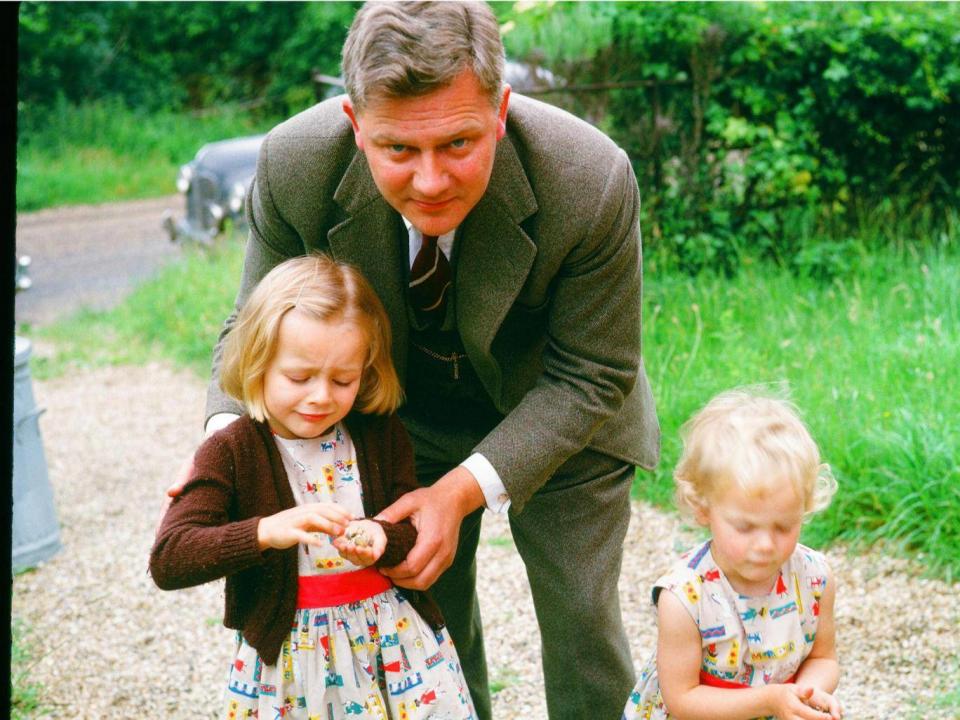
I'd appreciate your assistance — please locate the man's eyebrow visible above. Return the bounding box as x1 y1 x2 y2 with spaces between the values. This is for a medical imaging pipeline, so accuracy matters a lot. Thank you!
370 122 485 146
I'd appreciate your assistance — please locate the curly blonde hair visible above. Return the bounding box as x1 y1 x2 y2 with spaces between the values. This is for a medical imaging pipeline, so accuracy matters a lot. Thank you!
220 253 401 422
674 388 837 519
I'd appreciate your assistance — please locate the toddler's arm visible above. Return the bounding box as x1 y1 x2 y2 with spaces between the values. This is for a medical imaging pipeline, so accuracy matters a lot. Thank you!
792 570 842 719
656 591 836 720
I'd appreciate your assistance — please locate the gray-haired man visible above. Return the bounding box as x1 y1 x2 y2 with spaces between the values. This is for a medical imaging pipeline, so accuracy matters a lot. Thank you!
176 3 659 717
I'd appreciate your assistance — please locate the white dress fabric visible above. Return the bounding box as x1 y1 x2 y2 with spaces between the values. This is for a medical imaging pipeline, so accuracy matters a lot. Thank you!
221 423 476 719
622 540 830 720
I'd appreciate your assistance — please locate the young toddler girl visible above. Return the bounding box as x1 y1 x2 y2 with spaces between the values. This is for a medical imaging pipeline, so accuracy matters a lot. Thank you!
150 254 475 719
622 390 842 720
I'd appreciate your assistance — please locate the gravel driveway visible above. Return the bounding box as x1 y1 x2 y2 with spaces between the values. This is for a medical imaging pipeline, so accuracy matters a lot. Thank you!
11 362 959 719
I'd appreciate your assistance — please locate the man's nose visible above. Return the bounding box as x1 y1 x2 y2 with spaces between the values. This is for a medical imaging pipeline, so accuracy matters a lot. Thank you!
412 153 448 197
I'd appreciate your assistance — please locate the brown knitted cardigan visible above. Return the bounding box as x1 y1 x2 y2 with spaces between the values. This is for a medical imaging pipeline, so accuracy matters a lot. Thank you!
149 411 443 665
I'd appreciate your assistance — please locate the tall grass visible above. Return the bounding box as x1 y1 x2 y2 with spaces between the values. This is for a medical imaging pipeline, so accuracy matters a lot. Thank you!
22 240 960 578
16 99 280 211
640 246 959 579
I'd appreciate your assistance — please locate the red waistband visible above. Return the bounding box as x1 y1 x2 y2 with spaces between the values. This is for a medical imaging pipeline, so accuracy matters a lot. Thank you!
699 670 797 689
297 568 393 608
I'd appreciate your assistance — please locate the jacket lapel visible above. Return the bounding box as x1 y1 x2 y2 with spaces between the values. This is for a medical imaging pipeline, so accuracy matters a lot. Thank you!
456 136 538 393
329 152 410 378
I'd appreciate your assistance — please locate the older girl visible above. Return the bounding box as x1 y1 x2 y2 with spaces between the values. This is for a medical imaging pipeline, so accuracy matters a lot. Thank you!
151 254 475 719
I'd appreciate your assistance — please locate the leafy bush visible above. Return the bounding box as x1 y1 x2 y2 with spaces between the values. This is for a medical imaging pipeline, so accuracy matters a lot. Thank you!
501 2 960 275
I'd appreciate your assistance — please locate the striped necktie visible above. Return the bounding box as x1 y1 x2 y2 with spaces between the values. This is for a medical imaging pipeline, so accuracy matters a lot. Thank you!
409 234 452 324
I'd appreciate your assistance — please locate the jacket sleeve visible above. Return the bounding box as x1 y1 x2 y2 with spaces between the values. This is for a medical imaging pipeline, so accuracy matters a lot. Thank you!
371 413 421 569
473 150 643 511
149 435 265 590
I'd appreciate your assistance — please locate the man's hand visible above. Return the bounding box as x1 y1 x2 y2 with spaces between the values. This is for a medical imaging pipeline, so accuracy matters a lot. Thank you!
158 414 240 531
375 465 484 590
166 453 195 499
155 453 196 534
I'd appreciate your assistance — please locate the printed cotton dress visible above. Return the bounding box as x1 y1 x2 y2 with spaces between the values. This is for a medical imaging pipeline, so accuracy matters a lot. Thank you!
222 423 475 720
622 540 829 720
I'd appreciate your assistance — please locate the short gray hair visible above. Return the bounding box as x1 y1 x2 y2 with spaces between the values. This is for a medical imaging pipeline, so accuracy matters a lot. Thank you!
342 1 505 113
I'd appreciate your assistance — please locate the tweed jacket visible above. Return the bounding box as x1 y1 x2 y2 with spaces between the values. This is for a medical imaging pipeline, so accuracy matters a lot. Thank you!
149 412 443 665
207 93 660 512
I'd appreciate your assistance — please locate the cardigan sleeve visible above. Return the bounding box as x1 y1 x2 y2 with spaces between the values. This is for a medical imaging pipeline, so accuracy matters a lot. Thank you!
149 433 265 590
367 413 422 569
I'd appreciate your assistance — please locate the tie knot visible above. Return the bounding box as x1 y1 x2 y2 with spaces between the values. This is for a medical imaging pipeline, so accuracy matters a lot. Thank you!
421 234 438 249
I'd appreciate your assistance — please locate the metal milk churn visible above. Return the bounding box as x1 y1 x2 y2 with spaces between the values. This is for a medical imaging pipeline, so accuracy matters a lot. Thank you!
12 257 62 572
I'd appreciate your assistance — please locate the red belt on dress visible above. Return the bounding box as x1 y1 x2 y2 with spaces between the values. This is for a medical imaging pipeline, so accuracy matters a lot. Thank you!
700 670 797 689
297 567 393 608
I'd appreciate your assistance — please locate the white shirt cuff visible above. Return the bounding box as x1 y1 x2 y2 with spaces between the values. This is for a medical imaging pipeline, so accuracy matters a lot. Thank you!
205 412 241 438
461 453 511 514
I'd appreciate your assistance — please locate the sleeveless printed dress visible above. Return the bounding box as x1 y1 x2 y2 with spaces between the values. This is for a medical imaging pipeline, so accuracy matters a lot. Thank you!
622 540 830 720
222 423 475 720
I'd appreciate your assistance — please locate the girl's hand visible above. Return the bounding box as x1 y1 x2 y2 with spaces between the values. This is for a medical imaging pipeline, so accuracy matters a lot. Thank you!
332 520 386 567
767 684 841 720
257 502 351 551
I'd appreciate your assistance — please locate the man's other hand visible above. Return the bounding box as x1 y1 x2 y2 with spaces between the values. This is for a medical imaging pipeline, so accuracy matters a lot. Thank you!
376 466 484 590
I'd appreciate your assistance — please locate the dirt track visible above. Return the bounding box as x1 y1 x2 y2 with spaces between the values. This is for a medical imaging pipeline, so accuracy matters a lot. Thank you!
14 195 186 327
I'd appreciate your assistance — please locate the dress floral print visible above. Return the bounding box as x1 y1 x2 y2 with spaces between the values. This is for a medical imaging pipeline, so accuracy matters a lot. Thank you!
622 541 829 720
222 423 475 720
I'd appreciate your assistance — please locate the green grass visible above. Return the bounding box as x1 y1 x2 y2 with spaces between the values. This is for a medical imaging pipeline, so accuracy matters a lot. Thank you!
10 619 46 719
637 246 960 580
19 240 960 579
16 99 280 211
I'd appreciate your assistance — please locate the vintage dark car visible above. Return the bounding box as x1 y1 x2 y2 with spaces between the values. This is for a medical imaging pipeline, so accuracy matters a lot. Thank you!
162 134 265 244
163 62 559 245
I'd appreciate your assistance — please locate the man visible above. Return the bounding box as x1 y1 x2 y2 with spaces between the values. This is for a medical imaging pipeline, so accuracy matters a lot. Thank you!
185 2 659 717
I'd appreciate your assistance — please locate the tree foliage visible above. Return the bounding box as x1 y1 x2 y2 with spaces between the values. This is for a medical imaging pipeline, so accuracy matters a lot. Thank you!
18 2 358 116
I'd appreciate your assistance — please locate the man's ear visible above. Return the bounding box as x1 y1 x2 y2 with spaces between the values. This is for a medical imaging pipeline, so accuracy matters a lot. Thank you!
496 85 511 141
342 99 364 151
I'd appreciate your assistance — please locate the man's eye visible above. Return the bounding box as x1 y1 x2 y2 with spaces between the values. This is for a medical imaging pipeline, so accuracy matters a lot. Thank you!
389 144 407 153
449 138 467 149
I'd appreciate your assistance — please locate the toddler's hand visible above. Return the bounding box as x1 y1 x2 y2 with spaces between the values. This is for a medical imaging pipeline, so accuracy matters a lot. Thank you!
803 686 843 720
257 502 351 551
767 684 841 720
333 520 386 567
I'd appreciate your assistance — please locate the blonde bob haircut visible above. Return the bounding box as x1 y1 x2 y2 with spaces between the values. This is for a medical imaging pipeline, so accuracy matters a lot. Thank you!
674 388 837 520
220 253 402 422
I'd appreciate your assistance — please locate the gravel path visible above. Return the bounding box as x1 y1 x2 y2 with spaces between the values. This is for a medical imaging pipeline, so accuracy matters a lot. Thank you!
11 363 959 719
